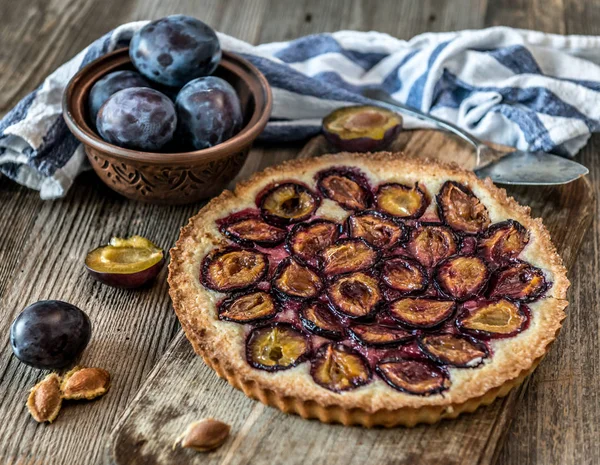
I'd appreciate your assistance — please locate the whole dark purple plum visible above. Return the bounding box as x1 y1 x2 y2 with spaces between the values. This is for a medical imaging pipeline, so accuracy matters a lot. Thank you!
10 300 91 369
96 87 177 151
88 70 150 123
176 76 243 150
130 15 221 87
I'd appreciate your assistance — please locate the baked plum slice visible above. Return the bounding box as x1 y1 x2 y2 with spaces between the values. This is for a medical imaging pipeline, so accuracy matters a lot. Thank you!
376 358 450 395
418 333 488 368
220 215 287 248
322 105 402 152
437 181 491 234
202 248 268 292
488 261 548 302
328 272 382 319
316 168 373 210
85 235 164 288
347 210 406 249
310 343 371 392
457 299 529 338
320 238 379 275
299 301 344 340
375 183 429 219
434 256 489 300
381 257 427 294
388 298 455 329
259 182 320 225
218 290 278 324
348 324 412 347
286 220 340 263
272 258 323 300
478 220 529 265
407 223 457 267
246 323 309 371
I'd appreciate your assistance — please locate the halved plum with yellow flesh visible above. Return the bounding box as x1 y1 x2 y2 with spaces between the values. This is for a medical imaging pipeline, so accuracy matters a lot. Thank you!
218 290 278 324
348 324 412 347
220 215 287 248
488 261 547 301
202 248 268 292
85 235 164 288
299 301 344 340
310 343 371 392
388 298 455 329
316 168 373 211
259 182 320 225
246 324 309 371
407 224 457 268
457 299 528 338
478 220 529 264
347 210 406 249
437 181 490 234
376 359 450 395
381 257 427 294
272 258 323 300
328 272 381 318
286 220 340 263
375 183 429 219
320 238 379 276
418 333 488 368
435 256 489 300
322 105 402 152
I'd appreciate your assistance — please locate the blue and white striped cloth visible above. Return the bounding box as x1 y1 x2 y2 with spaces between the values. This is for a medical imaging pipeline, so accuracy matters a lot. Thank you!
2 22 600 199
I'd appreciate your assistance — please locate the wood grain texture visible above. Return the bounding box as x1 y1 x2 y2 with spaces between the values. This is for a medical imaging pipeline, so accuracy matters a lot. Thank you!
0 0 598 464
109 129 593 465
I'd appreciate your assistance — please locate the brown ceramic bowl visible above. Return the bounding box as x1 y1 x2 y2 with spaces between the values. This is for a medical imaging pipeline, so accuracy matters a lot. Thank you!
63 48 272 205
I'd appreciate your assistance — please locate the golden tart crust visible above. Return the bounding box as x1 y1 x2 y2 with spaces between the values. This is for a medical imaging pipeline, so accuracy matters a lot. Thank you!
168 152 569 427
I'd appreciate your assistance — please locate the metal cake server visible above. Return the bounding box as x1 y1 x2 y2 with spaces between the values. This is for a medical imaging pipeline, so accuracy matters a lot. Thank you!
362 88 588 185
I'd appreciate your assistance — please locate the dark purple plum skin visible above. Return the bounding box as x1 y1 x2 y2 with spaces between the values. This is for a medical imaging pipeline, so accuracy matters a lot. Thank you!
130 15 221 87
175 76 243 150
88 70 150 124
10 300 91 369
96 87 177 151
85 257 165 288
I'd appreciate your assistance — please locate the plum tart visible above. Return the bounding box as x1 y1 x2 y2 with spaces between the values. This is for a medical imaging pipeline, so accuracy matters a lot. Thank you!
168 153 568 427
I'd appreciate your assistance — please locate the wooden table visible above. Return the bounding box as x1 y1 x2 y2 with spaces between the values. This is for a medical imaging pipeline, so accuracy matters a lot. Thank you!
0 1 598 464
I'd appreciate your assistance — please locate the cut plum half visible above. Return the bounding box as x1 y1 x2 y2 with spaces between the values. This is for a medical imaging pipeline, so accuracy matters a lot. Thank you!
407 223 457 268
322 105 402 152
348 324 412 347
310 343 371 392
316 168 373 211
375 183 429 219
488 261 548 302
381 257 428 294
457 299 529 339
85 235 164 288
259 182 320 225
478 220 529 265
320 238 379 276
202 247 268 292
272 258 323 300
218 290 278 324
418 333 488 368
299 301 344 340
327 272 382 319
437 181 491 234
434 256 489 300
246 324 309 371
286 220 340 264
347 210 406 249
220 215 287 248
388 298 455 329
376 358 450 395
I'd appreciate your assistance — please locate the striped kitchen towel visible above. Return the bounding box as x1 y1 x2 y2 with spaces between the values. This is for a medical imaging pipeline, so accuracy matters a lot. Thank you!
2 22 600 199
